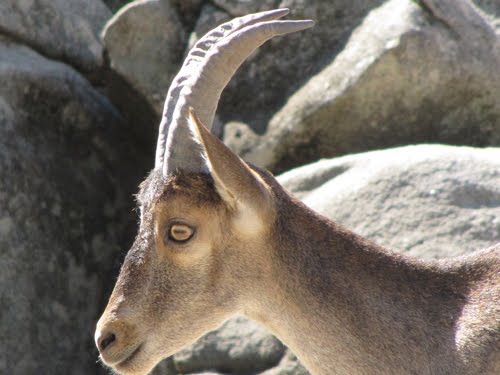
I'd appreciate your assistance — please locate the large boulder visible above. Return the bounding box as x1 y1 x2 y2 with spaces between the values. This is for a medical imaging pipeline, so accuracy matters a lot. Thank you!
278 144 500 259
106 0 387 134
172 317 286 374
0 37 146 375
0 0 111 73
98 0 500 174
202 0 387 132
232 0 500 172
261 351 309 375
101 0 186 117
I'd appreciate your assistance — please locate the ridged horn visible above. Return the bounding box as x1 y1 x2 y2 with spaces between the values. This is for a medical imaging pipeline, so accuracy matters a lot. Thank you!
158 9 314 176
155 8 293 169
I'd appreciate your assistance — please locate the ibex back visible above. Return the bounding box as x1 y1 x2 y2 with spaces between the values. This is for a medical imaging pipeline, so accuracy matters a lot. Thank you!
95 9 500 375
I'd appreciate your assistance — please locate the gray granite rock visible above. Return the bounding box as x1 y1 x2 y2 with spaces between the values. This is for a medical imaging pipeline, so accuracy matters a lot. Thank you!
0 0 111 73
213 0 280 16
472 0 500 31
0 37 146 375
261 351 310 375
238 0 500 172
224 121 261 156
172 316 286 374
279 144 500 259
187 3 232 50
103 0 134 13
170 0 204 29
102 0 186 116
131 0 385 135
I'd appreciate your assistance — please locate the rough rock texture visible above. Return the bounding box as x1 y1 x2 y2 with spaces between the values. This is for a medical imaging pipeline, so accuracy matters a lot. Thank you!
278 144 500 259
0 0 111 73
0 37 146 375
188 3 232 48
213 0 279 16
159 0 386 133
100 0 499 173
473 0 500 30
172 317 286 374
170 0 206 30
237 0 500 172
261 351 309 375
224 121 262 156
102 0 186 116
103 0 134 13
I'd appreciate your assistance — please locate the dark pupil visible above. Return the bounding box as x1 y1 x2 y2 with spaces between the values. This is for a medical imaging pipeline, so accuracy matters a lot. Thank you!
171 225 191 241
174 228 187 236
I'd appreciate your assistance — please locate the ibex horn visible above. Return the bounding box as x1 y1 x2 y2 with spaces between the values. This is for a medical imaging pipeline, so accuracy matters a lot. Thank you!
156 8 314 176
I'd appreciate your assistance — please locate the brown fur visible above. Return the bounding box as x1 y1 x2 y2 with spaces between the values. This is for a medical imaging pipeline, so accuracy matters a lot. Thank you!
253 171 500 374
96 115 499 375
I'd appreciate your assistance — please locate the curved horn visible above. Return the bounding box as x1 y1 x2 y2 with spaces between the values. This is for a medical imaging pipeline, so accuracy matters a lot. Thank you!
162 13 314 176
155 8 292 169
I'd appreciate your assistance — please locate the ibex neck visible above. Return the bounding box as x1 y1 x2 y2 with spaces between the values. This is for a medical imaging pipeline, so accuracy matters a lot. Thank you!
246 194 471 375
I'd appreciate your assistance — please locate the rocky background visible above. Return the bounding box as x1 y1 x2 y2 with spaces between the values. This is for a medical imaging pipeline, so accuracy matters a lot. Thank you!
0 0 498 374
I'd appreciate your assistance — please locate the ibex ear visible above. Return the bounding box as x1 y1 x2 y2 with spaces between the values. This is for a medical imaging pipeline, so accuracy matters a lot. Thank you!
188 109 273 227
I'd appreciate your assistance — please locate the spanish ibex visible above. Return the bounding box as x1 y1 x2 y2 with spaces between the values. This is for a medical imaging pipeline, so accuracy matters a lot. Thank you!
95 9 500 375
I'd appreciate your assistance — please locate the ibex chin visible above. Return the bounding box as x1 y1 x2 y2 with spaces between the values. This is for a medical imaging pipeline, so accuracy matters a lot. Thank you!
95 8 500 375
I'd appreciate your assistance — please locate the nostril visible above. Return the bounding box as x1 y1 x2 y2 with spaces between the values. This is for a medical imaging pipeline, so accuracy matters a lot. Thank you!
98 332 116 352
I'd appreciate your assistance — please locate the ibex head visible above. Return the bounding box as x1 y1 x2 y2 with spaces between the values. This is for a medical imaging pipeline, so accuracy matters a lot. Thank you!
95 9 313 375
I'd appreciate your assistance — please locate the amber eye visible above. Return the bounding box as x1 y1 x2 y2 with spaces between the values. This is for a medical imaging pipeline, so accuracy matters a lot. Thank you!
168 223 195 243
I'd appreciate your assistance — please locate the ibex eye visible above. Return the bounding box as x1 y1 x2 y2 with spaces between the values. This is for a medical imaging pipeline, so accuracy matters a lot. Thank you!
168 223 195 243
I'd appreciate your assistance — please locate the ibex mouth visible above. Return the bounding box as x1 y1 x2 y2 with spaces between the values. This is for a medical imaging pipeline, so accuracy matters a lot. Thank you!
114 343 143 371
